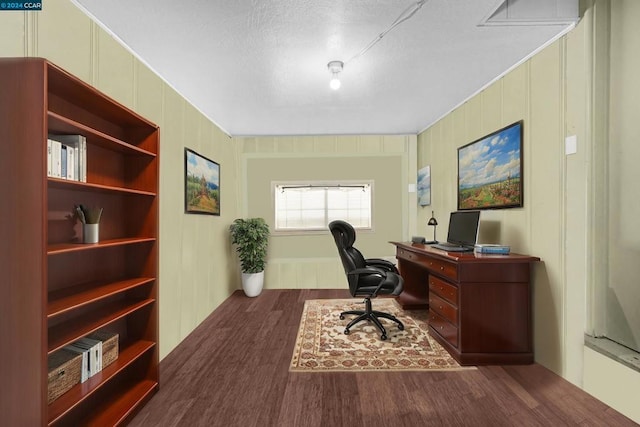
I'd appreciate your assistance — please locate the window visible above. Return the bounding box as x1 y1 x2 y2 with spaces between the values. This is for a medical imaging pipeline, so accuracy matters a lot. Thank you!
274 181 372 231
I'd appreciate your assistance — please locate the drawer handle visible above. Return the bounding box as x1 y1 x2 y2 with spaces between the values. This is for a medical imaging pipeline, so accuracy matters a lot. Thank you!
440 326 443 330
440 266 444 271
439 305 443 310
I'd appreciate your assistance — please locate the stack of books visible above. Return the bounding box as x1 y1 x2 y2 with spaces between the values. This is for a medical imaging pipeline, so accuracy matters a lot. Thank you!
474 243 511 254
63 336 102 383
47 134 87 182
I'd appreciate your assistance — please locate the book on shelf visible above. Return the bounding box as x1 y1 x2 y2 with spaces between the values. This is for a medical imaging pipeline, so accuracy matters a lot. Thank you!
47 138 63 178
47 140 52 177
66 144 75 180
474 243 511 254
65 336 103 380
47 134 87 182
75 337 103 376
60 144 67 179
74 144 80 180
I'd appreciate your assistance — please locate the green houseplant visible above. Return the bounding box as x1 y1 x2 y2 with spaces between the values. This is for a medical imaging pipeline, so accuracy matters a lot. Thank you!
229 218 270 297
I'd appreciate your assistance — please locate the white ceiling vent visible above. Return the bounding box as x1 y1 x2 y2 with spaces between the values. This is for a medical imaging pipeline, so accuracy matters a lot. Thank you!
481 0 579 26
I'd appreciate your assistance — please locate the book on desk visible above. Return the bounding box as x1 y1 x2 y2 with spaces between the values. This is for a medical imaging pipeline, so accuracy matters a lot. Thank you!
474 243 511 254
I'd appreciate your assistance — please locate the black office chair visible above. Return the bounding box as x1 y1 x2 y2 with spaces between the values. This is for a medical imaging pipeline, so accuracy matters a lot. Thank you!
328 220 404 340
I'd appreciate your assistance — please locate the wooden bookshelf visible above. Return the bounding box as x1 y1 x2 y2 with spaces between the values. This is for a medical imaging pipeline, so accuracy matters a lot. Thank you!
0 58 159 426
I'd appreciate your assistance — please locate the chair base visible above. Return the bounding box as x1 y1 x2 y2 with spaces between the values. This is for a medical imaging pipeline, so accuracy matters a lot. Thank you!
340 298 404 340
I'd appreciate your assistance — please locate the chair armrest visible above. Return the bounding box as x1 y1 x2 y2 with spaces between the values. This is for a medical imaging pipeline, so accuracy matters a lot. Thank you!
347 267 386 278
365 258 399 273
347 267 389 296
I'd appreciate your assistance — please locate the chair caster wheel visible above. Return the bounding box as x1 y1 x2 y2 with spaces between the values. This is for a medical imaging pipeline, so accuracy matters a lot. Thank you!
398 324 405 331
344 329 350 335
381 335 387 340
339 314 345 320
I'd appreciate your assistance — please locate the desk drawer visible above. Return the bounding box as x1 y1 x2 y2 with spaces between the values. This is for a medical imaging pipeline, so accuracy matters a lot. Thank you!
396 248 457 281
397 248 419 263
429 276 458 305
429 293 458 326
424 257 457 281
429 311 458 348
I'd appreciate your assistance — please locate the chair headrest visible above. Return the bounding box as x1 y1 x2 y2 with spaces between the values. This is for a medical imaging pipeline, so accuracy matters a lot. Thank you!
328 220 356 248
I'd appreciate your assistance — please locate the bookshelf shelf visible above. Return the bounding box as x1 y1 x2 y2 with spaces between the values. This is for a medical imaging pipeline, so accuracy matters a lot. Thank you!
48 298 155 354
0 58 159 426
48 111 156 158
48 278 155 319
47 237 156 256
48 341 156 425
46 63 154 132
79 380 158 427
48 177 157 196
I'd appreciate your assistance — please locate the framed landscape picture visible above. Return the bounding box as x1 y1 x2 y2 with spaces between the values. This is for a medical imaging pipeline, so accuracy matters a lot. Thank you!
185 148 220 215
457 120 523 210
417 165 431 206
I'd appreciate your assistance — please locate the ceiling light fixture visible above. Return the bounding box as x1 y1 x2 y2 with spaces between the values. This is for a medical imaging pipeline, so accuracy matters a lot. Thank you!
328 60 343 90
324 1 428 90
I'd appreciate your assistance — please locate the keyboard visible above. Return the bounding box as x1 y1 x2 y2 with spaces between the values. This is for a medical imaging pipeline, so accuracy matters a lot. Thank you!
432 243 473 252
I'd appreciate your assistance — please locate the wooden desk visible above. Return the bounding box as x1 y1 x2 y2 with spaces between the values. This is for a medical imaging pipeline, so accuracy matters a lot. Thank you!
391 242 540 365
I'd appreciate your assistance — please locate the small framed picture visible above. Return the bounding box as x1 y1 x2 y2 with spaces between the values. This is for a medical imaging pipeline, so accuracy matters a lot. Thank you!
185 148 220 216
417 165 431 206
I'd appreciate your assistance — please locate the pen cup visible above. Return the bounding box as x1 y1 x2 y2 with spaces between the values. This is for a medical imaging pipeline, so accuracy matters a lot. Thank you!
83 223 99 244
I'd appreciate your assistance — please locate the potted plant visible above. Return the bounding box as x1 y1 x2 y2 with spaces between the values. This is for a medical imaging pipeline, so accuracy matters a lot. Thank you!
229 218 270 297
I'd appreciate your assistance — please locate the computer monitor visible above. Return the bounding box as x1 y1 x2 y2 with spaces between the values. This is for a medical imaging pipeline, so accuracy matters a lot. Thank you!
446 210 480 247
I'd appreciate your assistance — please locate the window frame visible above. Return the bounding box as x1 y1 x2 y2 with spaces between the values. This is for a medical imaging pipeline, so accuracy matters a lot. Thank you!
272 180 374 235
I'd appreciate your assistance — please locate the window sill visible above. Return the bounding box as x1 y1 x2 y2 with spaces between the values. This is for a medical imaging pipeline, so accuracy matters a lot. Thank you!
584 335 640 374
272 228 374 236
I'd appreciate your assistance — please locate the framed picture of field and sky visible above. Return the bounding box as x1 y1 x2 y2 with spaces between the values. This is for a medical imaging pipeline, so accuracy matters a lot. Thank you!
185 148 220 215
457 120 523 210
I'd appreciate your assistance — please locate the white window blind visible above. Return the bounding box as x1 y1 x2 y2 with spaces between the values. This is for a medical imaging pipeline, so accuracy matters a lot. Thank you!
274 182 372 231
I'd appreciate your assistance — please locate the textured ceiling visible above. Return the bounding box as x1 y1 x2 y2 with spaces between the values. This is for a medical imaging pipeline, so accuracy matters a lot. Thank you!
74 0 578 136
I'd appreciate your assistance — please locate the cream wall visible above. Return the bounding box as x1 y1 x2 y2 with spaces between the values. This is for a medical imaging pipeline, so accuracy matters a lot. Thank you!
418 0 639 422
234 135 417 289
0 0 240 359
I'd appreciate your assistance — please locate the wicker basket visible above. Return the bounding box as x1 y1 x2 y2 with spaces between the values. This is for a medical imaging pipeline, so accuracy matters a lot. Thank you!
47 349 82 404
87 331 119 367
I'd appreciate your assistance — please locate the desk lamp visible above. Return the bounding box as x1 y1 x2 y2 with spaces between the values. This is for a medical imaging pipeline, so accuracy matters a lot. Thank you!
426 211 438 244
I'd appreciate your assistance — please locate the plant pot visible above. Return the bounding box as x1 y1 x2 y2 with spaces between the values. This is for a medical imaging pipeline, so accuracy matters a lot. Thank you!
241 271 264 297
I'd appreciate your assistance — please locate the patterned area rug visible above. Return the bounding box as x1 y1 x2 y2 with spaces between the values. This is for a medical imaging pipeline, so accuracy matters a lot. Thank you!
290 298 474 372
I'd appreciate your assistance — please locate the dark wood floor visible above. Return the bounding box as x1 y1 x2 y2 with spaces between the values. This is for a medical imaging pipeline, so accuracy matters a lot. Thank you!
130 290 637 427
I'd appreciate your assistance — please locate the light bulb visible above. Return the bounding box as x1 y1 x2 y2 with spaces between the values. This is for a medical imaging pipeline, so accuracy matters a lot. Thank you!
327 60 344 91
